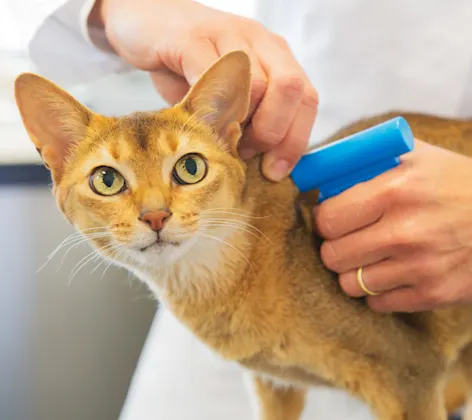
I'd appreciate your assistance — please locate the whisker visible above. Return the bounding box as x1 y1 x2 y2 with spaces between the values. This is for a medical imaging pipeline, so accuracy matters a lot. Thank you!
90 243 122 274
200 222 264 242
201 218 271 243
68 250 100 286
181 109 219 138
38 231 113 273
44 227 109 260
202 208 270 219
68 242 117 285
178 111 199 137
101 245 124 279
201 233 254 273
57 232 114 271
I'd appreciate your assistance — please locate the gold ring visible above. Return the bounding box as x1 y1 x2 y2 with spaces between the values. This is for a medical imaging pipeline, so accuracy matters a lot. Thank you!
357 267 378 296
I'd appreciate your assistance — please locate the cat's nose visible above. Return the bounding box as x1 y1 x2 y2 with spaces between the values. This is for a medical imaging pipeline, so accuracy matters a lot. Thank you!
139 209 172 232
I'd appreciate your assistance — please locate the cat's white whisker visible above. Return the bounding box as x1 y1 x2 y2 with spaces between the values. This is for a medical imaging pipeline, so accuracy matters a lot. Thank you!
181 109 219 138
202 218 272 243
89 243 124 278
90 243 122 275
37 230 112 273
57 232 114 271
201 233 254 273
101 252 120 279
178 111 199 137
44 227 105 260
202 208 270 219
68 250 100 286
68 242 118 285
41 227 109 259
200 221 264 243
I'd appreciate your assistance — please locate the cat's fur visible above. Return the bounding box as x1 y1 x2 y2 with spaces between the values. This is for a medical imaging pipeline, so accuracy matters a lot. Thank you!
14 51 472 419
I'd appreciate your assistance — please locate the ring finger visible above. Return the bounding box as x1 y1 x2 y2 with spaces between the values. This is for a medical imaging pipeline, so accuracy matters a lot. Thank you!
339 259 413 298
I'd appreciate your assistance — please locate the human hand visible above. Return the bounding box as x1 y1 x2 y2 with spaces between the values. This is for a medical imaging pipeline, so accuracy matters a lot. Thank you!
314 140 472 312
91 0 318 181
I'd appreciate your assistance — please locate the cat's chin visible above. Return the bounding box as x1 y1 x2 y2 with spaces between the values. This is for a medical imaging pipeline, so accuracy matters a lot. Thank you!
124 236 199 270
139 240 180 253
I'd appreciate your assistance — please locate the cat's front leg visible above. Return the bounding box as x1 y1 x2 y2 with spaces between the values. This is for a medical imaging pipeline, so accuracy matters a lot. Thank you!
244 373 306 420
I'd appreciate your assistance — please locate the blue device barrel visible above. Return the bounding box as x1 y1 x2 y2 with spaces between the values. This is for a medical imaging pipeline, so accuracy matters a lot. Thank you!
290 116 414 202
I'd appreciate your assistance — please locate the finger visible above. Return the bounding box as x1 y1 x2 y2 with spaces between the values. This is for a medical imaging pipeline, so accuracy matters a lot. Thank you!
320 221 396 273
261 94 316 180
214 36 268 117
179 41 220 86
249 37 318 180
314 167 402 240
150 70 190 104
246 71 305 153
338 259 413 298
245 42 311 140
214 37 268 160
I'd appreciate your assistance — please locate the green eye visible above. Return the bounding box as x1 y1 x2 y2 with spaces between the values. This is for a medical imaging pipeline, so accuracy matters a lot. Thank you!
90 166 126 196
173 154 207 185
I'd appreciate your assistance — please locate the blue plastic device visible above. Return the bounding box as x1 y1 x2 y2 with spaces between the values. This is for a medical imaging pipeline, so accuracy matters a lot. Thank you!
290 116 414 202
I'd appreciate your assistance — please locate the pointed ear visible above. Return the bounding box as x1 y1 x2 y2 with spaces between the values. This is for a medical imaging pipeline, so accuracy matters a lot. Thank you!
14 73 92 182
179 50 252 154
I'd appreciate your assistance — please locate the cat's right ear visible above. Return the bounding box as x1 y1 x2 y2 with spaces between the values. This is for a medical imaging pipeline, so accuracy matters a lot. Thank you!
14 73 92 183
179 50 252 156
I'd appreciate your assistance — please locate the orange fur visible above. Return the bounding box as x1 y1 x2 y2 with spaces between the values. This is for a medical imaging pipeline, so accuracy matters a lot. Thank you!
14 51 472 419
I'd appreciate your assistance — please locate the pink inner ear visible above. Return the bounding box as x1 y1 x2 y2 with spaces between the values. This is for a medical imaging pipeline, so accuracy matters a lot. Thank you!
41 144 63 172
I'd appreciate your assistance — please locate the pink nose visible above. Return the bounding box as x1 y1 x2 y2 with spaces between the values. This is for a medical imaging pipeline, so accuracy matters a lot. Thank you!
140 210 171 232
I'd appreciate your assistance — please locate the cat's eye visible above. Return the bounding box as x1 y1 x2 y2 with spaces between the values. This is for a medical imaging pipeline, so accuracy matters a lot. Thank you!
89 166 126 196
172 154 208 185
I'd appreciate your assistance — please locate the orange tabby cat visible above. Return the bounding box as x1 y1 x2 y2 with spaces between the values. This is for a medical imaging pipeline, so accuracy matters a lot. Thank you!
14 51 472 420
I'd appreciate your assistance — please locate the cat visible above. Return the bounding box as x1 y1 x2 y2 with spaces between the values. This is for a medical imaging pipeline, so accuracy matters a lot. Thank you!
14 50 472 420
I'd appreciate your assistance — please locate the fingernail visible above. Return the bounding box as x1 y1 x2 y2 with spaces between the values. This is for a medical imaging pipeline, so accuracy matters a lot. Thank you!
266 159 291 182
239 148 257 160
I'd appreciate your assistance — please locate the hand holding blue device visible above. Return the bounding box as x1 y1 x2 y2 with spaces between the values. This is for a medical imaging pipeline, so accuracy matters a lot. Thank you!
290 117 415 202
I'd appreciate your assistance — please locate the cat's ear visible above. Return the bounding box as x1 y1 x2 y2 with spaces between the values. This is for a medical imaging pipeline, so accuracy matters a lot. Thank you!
179 50 252 154
14 73 92 182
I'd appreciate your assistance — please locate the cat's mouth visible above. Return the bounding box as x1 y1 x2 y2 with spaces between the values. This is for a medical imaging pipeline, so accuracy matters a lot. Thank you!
139 238 180 253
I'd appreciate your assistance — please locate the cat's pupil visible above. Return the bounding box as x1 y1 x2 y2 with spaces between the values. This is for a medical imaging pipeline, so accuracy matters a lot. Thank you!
185 158 197 176
102 170 115 188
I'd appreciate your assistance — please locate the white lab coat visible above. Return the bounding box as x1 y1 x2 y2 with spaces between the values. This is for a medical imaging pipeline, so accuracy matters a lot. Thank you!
13 0 472 418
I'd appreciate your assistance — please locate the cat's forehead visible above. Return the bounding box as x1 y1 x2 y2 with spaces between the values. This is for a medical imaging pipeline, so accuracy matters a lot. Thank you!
102 111 209 159
74 110 220 177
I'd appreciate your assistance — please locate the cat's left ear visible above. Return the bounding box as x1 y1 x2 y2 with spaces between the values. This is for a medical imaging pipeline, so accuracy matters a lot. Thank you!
14 73 92 183
179 50 252 155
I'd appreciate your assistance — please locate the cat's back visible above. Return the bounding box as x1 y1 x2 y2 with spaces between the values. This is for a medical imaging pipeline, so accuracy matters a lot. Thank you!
328 112 472 157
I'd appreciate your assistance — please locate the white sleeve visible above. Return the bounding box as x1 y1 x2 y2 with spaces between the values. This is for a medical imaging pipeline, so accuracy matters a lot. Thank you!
11 0 132 87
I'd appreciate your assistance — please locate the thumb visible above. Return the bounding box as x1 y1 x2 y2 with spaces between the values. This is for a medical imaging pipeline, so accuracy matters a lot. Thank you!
150 70 190 105
179 42 220 86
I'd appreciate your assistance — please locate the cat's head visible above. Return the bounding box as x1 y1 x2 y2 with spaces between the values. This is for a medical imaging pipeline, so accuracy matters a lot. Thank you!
14 51 252 270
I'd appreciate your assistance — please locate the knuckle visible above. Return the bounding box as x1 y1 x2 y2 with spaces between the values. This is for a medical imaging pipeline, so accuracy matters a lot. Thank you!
272 33 289 48
382 182 402 204
251 79 268 103
339 273 358 296
302 86 319 109
420 285 444 307
315 204 335 239
320 242 341 272
380 226 410 254
244 18 266 33
273 75 305 100
412 258 437 279
251 119 283 147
